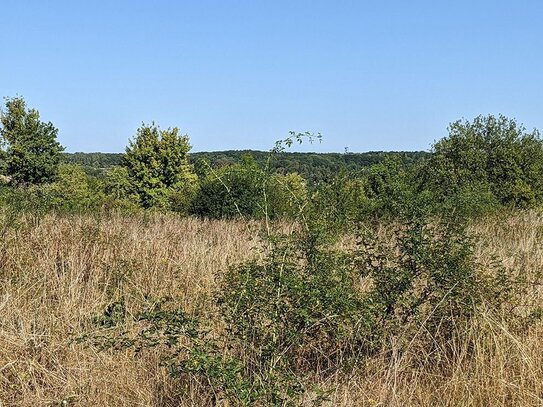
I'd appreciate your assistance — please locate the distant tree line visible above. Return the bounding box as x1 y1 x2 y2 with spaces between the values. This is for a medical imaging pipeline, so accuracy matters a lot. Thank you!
190 150 428 184
62 152 121 168
62 150 429 185
2 95 543 221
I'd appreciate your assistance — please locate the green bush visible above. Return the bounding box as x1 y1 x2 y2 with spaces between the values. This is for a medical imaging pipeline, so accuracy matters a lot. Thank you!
437 182 500 219
306 158 426 231
102 166 146 213
0 184 53 219
306 172 369 234
190 156 264 219
265 172 308 219
218 232 369 373
0 164 109 215
359 156 415 218
44 164 105 212
357 215 518 350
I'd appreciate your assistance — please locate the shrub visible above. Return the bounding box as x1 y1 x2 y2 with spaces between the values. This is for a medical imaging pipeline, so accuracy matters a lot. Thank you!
306 157 431 228
265 172 308 219
356 213 522 352
0 165 106 216
45 164 105 212
218 232 369 371
437 182 500 219
307 172 369 233
0 183 56 224
191 155 263 219
359 156 415 218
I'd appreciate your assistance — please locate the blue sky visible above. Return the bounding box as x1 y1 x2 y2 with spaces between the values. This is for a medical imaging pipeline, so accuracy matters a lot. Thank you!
1 1 542 153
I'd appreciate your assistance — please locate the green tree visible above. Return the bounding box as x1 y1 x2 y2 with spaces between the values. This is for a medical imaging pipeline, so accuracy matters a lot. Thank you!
103 166 137 200
419 115 543 208
0 96 65 185
122 123 197 210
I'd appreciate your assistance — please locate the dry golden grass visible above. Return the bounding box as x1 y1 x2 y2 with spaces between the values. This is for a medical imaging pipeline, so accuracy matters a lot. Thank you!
0 211 542 406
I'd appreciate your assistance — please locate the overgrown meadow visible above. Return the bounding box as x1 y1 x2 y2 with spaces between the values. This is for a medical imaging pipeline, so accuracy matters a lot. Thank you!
1 97 543 406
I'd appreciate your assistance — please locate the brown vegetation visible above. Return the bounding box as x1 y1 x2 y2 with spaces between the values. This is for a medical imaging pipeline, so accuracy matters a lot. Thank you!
0 212 542 406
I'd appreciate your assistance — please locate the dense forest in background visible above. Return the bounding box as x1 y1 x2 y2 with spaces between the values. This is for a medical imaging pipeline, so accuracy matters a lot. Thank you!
63 150 429 183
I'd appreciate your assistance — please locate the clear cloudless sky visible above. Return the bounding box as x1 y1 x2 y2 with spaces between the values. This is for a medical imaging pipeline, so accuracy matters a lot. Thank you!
1 0 542 153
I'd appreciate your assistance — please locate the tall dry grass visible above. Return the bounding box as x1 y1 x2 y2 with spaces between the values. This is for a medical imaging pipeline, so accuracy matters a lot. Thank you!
0 214 256 406
0 211 542 406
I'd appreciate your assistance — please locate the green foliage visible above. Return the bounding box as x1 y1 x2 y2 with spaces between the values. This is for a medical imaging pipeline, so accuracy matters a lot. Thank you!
191 150 428 185
0 184 53 220
101 166 142 212
103 166 134 200
218 233 369 376
0 164 106 215
81 299 263 405
312 116 541 222
360 156 416 218
192 149 308 220
92 300 127 328
419 115 543 208
62 150 430 185
45 164 105 211
357 215 519 348
123 123 197 210
307 172 368 233
437 182 500 219
266 172 308 219
0 96 64 185
62 152 122 168
0 150 7 175
191 155 263 219
306 157 419 230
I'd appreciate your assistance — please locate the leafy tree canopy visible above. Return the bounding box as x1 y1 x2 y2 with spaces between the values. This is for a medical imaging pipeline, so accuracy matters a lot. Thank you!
123 122 197 209
0 96 64 185
419 115 543 207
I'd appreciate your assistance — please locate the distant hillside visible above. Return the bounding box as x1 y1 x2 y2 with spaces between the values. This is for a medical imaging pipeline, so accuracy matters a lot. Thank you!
62 150 429 183
62 152 122 168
